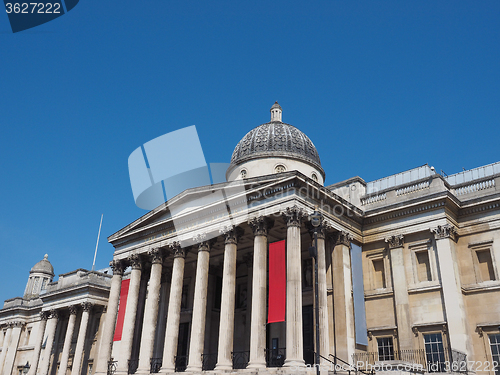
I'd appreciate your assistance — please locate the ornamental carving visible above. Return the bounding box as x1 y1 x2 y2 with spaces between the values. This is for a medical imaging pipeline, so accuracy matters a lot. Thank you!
170 241 186 259
230 122 321 169
192 233 207 244
220 225 244 245
149 248 163 265
335 231 353 247
81 302 93 312
109 259 125 276
198 239 216 253
385 234 405 249
129 254 143 270
248 217 274 237
49 309 59 320
40 311 50 321
69 305 78 315
282 205 306 228
431 225 458 242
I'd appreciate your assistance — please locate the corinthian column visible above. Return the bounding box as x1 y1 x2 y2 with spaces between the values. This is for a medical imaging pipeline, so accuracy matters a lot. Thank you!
332 231 355 363
3 321 25 375
247 217 273 369
58 306 78 375
282 205 306 368
95 260 124 375
186 237 213 373
116 254 143 375
40 310 60 375
28 312 49 375
308 221 330 364
0 323 13 375
160 243 186 373
386 235 413 350
432 225 473 358
215 226 244 371
71 303 93 375
137 248 164 375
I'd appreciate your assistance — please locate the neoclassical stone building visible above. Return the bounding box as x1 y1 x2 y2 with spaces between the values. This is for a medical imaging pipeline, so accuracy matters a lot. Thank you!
2 103 500 375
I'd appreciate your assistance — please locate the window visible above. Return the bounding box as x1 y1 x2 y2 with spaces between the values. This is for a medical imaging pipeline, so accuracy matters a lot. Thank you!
372 259 386 289
489 334 500 375
311 173 318 182
181 283 189 310
32 277 40 294
416 251 432 282
213 276 222 310
476 250 496 281
25 328 31 345
377 337 394 361
41 278 48 291
274 164 286 173
424 333 446 372
240 169 247 178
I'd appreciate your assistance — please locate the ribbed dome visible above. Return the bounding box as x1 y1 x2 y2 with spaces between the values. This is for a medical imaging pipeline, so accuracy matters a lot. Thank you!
30 254 54 276
230 122 322 170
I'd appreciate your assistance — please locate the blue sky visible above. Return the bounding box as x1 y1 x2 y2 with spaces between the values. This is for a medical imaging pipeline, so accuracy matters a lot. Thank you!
1 1 499 304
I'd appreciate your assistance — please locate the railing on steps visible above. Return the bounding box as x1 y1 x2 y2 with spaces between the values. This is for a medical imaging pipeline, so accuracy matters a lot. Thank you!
352 348 468 374
127 358 139 374
318 353 374 375
265 348 286 367
201 353 217 371
150 357 162 373
232 351 250 369
107 360 117 375
174 355 188 372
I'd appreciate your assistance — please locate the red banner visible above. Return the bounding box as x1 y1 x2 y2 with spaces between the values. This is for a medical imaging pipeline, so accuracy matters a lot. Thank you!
268 240 286 323
113 279 130 341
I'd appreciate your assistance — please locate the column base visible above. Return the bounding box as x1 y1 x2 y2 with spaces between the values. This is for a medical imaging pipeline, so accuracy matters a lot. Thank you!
283 358 306 368
135 368 151 375
159 365 176 373
246 361 266 370
214 362 233 371
185 365 202 373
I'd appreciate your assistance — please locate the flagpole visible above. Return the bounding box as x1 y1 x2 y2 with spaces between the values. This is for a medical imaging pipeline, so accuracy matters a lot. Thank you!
92 214 103 271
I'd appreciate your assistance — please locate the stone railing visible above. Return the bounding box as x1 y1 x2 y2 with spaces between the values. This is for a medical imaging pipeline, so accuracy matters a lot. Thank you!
396 180 430 196
454 178 495 196
360 193 387 206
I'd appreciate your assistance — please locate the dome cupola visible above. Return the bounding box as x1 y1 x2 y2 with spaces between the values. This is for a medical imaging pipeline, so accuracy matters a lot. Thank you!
227 103 325 184
24 254 54 299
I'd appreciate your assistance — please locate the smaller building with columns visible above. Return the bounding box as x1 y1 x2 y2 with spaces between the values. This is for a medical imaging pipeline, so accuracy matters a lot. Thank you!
2 103 500 375
0 255 112 375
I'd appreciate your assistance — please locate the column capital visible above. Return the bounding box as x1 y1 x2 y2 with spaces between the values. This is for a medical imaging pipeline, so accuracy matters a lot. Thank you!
431 224 458 242
128 253 143 270
49 309 59 320
81 302 93 312
385 234 405 249
282 205 306 228
198 239 216 253
335 231 353 247
69 305 78 315
12 320 25 328
40 311 50 321
169 241 186 259
109 259 125 276
220 225 244 245
148 247 164 264
248 217 274 237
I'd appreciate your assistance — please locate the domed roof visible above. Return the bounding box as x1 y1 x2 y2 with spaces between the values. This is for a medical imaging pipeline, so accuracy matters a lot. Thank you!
230 121 322 170
30 254 54 276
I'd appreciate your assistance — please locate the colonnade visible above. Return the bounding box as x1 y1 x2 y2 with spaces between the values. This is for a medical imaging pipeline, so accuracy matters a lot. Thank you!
95 207 352 374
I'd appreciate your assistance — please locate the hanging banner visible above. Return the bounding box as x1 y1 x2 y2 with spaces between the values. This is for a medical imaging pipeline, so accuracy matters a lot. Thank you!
113 279 130 341
268 240 286 323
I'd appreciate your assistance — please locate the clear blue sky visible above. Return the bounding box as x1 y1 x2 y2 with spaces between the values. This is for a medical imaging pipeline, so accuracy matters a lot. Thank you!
1 1 499 304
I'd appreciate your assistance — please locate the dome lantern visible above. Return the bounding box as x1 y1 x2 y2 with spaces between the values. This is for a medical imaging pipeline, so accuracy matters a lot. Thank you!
270 101 282 122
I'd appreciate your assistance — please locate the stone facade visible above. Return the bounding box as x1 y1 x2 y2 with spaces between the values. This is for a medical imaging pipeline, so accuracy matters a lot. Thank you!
1 104 500 375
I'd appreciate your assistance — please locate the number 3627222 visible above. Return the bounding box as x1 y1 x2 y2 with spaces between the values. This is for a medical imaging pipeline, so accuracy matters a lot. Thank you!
5 3 61 14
